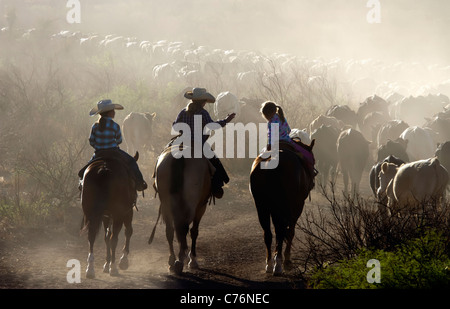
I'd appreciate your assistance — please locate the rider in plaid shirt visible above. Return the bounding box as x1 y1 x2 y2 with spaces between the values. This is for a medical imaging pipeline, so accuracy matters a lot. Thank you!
172 88 235 198
79 99 147 192
89 116 123 151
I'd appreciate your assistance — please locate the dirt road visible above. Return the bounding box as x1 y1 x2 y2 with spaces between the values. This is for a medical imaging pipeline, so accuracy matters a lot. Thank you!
0 173 308 289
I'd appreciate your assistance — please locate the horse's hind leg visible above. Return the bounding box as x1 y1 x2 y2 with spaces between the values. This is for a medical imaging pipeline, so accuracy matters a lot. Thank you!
283 224 295 270
165 219 176 268
189 205 206 269
255 203 273 273
103 216 112 273
86 224 96 279
119 210 133 270
272 216 287 276
108 219 123 276
188 221 199 269
172 222 189 275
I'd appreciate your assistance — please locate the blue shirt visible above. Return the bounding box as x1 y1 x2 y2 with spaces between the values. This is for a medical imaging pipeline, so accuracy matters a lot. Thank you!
268 114 291 144
89 117 122 151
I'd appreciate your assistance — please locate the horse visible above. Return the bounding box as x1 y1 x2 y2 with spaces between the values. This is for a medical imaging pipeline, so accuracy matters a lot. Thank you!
149 146 215 275
250 141 315 275
81 152 138 279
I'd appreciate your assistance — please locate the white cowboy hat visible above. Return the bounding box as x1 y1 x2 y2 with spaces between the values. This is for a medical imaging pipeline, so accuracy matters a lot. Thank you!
89 99 124 116
184 87 216 103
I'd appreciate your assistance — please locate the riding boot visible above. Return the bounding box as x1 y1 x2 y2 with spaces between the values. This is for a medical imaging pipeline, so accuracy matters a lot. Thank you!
135 179 148 191
209 157 229 183
211 173 224 199
132 172 147 191
118 149 147 192
209 157 228 198
135 167 148 191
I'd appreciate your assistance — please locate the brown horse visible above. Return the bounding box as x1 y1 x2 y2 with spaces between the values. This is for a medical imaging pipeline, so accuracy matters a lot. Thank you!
250 141 315 275
81 153 138 279
150 146 214 275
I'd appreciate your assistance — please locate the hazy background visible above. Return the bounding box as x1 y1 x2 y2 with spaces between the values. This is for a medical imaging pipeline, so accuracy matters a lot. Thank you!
2 0 450 64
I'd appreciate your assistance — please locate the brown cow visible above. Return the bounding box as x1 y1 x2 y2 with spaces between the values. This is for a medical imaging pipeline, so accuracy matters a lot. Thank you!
122 112 157 156
337 128 370 195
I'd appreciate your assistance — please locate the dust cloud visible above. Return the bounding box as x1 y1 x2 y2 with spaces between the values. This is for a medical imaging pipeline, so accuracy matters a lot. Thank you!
3 0 450 64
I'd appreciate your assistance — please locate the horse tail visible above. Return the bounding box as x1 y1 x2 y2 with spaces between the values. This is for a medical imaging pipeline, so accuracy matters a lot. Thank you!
148 204 161 245
81 165 111 237
170 156 185 194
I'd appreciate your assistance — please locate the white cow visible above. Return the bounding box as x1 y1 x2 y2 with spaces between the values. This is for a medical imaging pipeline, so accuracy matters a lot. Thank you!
289 128 311 145
377 158 448 215
399 126 435 162
214 91 242 121
153 63 178 84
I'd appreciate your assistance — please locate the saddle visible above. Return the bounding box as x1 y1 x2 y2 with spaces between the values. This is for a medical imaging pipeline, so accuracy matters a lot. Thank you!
151 143 219 200
78 149 129 179
257 140 308 162
252 139 316 174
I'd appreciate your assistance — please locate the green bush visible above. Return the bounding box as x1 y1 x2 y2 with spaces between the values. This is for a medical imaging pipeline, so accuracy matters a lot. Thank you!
0 193 56 227
310 230 450 289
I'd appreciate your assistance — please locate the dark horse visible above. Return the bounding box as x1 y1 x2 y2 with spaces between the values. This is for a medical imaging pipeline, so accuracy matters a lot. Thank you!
250 141 315 275
81 152 138 278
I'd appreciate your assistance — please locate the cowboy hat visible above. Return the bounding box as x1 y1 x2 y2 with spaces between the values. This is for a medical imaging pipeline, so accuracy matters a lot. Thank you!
89 99 124 116
184 87 216 103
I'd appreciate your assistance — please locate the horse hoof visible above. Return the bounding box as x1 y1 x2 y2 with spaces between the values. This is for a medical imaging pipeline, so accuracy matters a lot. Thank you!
273 257 283 276
273 264 283 276
119 256 129 270
265 257 274 273
86 268 95 279
170 260 184 275
103 262 110 273
188 259 198 269
109 263 119 276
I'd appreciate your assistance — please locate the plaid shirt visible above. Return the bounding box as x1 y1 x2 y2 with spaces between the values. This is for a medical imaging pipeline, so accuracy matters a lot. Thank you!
89 117 122 151
173 108 227 144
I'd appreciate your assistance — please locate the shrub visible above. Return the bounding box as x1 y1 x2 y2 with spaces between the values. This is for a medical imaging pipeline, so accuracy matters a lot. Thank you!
310 230 450 289
296 183 450 288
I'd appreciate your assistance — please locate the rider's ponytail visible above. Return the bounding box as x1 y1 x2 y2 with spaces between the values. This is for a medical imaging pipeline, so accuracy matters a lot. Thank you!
276 105 286 123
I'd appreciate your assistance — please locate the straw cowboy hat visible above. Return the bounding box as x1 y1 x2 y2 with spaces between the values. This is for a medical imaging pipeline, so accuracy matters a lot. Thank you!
89 99 124 116
184 87 216 103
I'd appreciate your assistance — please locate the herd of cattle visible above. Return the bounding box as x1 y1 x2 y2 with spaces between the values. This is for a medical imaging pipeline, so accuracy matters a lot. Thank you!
303 95 449 215
9 29 449 100
4 28 450 212
123 90 450 216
